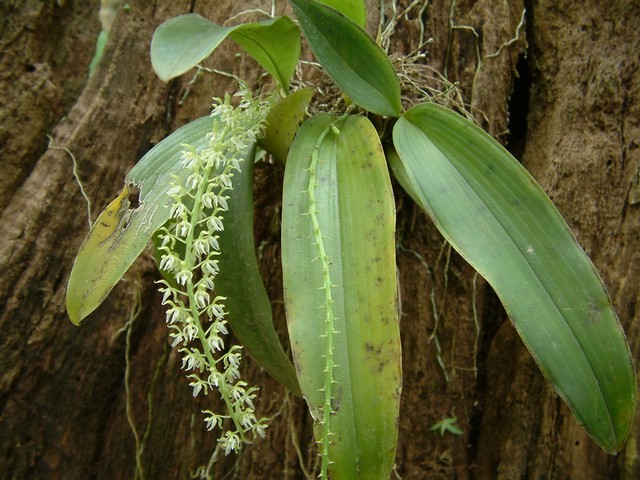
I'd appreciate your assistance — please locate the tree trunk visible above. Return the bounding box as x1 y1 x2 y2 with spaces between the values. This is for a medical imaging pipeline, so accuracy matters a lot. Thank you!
1 1 638 479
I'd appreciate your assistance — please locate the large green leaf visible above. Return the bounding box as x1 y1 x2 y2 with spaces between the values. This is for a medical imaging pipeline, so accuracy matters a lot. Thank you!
317 0 366 27
289 0 401 116
215 157 301 395
66 117 299 393
392 102 636 453
282 114 401 478
150 14 300 91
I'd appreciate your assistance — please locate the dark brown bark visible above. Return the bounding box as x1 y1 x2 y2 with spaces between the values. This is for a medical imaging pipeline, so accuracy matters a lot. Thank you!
0 1 638 479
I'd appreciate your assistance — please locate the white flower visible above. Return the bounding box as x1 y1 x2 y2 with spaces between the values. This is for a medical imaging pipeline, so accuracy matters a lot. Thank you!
212 152 227 169
217 195 229 211
193 238 209 257
201 258 219 277
222 432 240 455
207 235 220 251
219 173 232 188
215 320 228 335
187 172 203 190
254 423 267 439
201 192 215 209
175 270 193 286
240 412 256 429
194 290 209 309
208 334 224 352
209 302 226 320
207 215 224 232
165 305 182 324
191 381 203 397
166 185 182 197
204 411 224 431
159 253 178 272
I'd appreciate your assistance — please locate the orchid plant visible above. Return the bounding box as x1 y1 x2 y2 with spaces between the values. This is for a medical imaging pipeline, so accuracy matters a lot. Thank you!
67 1 635 478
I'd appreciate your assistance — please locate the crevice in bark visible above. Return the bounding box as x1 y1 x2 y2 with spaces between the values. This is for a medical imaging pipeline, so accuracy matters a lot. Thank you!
505 53 531 160
466 284 508 476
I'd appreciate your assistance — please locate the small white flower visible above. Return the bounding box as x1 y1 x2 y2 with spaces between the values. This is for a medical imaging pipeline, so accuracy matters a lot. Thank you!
227 157 241 171
198 276 215 291
207 215 224 232
204 411 223 431
226 366 240 381
191 381 203 397
159 287 173 305
159 233 172 248
217 195 229 211
209 303 226 320
159 253 177 272
170 331 183 348
208 334 225 352
201 192 214 209
219 173 232 188
207 235 220 251
184 323 198 342
166 185 182 197
201 259 219 277
195 290 209 309
211 372 224 387
215 321 228 335
165 306 182 324
176 221 191 238
222 432 240 455
175 270 193 286
227 353 241 370
254 423 267 439
187 173 203 190
169 202 186 219
240 412 256 429
193 238 209 257
213 152 227 169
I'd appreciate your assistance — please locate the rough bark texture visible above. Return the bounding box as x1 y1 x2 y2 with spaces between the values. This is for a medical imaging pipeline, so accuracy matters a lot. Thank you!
0 1 638 479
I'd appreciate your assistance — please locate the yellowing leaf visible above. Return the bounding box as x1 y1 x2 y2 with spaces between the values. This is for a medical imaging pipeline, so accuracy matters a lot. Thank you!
67 117 213 326
260 87 314 162
67 185 131 325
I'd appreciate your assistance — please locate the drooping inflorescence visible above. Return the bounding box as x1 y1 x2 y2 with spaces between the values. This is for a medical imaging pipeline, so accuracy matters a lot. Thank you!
155 89 271 454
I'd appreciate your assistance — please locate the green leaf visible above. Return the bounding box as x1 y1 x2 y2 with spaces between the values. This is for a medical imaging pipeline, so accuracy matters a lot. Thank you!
282 114 401 478
259 87 314 162
150 14 300 91
66 117 300 393
150 14 227 82
393 102 636 453
215 154 301 395
317 0 366 27
386 147 422 205
289 0 401 116
227 18 300 93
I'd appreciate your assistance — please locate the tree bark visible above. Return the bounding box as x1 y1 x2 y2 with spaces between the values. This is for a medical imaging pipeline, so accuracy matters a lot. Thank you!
1 1 638 479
